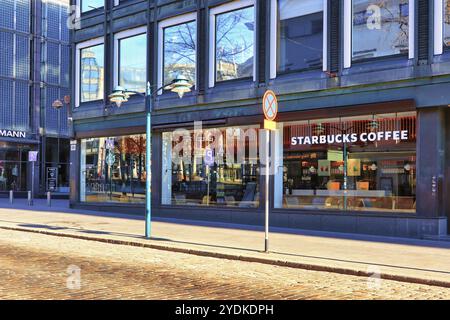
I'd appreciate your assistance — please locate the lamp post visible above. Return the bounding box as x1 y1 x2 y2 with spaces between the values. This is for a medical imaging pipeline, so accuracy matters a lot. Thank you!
109 75 192 239
51 96 71 194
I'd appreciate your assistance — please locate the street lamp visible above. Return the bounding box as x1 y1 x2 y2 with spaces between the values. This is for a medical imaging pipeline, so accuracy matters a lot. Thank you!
51 96 71 194
108 75 193 239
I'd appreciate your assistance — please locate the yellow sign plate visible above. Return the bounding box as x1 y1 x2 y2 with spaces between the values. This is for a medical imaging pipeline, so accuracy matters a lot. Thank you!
264 119 277 131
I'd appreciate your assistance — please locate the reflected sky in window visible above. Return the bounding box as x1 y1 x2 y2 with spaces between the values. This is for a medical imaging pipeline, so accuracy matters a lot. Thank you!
81 0 104 13
216 6 254 81
119 34 147 93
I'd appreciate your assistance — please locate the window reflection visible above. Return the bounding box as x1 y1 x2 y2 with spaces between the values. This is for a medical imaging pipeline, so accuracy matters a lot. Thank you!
162 126 260 208
119 34 147 93
163 20 196 86
352 0 409 61
80 135 147 203
81 0 104 13
216 6 254 81
80 44 104 103
277 0 323 73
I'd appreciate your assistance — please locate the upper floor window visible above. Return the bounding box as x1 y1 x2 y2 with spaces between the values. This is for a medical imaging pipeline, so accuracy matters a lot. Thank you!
158 13 197 93
209 0 255 87
277 0 324 73
114 28 147 93
75 38 104 107
351 0 410 62
80 44 104 103
81 0 104 13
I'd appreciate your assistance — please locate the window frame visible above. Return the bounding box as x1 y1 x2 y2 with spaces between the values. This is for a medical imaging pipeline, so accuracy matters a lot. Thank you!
75 37 104 108
113 26 148 93
269 0 328 79
157 12 197 95
209 0 256 88
343 0 415 68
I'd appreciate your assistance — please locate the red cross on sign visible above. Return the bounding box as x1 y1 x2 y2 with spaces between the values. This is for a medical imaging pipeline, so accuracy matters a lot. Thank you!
262 90 278 121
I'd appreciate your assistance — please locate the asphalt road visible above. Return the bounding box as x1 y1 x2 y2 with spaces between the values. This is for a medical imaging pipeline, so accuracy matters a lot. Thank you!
0 229 448 300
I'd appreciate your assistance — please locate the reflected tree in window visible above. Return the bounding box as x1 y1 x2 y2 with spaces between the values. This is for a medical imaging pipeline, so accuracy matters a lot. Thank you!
163 21 196 86
216 6 254 81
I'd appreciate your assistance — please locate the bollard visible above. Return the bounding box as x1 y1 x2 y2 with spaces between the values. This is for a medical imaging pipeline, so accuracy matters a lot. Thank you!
9 190 13 205
28 191 33 206
47 191 51 207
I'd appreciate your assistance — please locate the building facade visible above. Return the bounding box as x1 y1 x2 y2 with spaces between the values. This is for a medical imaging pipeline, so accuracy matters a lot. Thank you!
70 0 450 238
0 0 71 197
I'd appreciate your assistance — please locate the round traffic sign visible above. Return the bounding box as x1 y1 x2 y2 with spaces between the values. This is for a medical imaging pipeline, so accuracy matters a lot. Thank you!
262 90 278 121
106 153 116 166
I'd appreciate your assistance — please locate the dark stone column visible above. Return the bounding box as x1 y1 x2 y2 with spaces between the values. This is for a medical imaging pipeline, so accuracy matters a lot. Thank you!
416 107 446 217
69 139 80 205
444 109 450 231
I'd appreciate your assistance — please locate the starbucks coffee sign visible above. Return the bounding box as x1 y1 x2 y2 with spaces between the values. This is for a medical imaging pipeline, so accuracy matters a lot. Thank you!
0 129 26 138
291 130 409 146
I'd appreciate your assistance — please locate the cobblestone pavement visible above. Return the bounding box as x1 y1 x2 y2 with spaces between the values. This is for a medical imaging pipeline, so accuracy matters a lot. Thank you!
0 229 448 300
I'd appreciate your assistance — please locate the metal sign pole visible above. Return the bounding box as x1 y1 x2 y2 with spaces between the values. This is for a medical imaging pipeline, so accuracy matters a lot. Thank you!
265 129 270 253
31 162 34 206
262 90 278 254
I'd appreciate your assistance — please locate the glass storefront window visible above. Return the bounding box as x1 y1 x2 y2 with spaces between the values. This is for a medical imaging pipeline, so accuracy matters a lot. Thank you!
277 0 323 73
119 33 147 93
80 134 147 203
80 44 104 103
162 126 260 208
352 0 409 62
276 112 416 213
215 6 254 82
0 143 31 192
163 20 196 87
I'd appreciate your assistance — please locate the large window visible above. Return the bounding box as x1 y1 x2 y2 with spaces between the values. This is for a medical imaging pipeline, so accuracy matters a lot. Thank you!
214 5 255 82
80 135 147 203
277 0 324 73
275 112 416 213
162 19 196 88
352 0 410 62
162 126 260 208
81 0 104 13
80 43 104 103
117 32 147 93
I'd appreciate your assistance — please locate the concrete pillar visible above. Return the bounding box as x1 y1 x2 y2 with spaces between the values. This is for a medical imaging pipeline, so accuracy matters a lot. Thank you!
69 139 80 205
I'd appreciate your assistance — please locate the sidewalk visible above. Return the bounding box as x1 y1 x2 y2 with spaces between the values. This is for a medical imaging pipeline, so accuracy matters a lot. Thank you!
0 199 449 288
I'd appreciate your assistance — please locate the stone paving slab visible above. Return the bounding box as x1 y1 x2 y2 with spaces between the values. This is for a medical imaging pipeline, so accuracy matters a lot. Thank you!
0 199 449 287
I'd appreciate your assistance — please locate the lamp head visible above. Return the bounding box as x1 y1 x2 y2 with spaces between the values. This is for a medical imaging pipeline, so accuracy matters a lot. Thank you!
52 99 64 109
170 75 193 99
108 86 128 107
